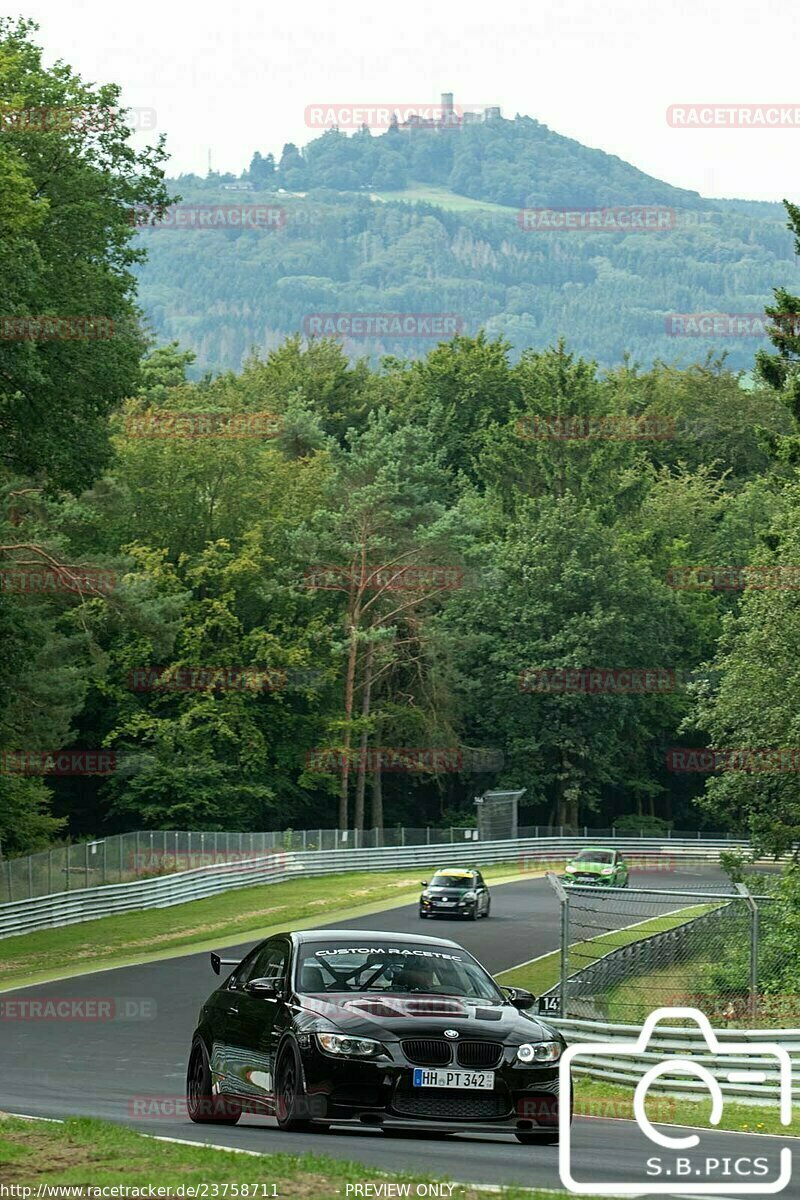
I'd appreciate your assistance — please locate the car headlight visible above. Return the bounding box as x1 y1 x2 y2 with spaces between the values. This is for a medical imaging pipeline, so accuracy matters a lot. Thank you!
600 866 614 875
461 890 477 901
565 864 577 873
421 891 432 900
316 1033 385 1057
516 1040 562 1064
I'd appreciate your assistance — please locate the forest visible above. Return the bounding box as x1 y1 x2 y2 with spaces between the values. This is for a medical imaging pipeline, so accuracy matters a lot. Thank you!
3 18 800 863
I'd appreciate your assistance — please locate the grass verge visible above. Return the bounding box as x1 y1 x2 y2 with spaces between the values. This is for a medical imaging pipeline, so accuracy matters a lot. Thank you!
0 863 537 991
0 1114 600 1198
573 1078 800 1137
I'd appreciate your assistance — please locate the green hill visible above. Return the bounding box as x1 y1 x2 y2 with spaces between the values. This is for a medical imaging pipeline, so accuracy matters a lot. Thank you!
133 114 796 373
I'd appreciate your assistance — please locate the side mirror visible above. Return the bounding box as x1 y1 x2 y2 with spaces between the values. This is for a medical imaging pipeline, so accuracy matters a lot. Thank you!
245 976 285 998
420 880 428 887
211 952 240 976
503 986 536 1011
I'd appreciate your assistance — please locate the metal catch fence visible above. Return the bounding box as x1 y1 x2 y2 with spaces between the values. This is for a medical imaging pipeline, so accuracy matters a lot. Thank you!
0 824 744 903
541 875 787 1028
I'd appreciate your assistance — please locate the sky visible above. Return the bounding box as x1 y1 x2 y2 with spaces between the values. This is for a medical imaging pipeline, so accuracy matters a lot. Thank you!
14 0 800 200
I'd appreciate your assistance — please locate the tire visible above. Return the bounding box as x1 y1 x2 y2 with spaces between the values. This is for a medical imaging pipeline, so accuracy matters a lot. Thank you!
275 1041 312 1131
515 1131 559 1145
419 909 429 918
468 905 479 920
186 1040 241 1125
483 899 491 918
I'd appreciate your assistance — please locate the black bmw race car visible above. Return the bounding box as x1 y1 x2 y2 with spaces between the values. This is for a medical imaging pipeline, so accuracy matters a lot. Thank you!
187 928 567 1143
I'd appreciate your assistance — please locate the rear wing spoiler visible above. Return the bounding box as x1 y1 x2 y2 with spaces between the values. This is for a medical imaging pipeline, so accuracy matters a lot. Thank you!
211 952 240 975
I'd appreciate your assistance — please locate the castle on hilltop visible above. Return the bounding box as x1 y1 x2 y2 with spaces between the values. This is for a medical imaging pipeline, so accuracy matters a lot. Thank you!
395 93 502 132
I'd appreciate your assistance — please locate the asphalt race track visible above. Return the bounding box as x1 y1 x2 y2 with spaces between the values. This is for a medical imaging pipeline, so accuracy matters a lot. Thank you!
1 862 794 1193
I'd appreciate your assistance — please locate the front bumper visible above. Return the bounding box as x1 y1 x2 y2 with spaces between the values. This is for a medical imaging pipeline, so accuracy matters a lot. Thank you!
420 903 476 917
564 873 614 886
299 1043 563 1133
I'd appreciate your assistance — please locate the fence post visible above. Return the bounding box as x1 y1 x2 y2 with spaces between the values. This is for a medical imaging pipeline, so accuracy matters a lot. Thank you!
65 843 70 892
583 826 587 838
48 849 52 894
736 883 759 1023
102 839 107 885
28 855 33 898
548 873 570 1019
426 827 430 845
401 827 405 847
5 859 10 902
85 841 89 889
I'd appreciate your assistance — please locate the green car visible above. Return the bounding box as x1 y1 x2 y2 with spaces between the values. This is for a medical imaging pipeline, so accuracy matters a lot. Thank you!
564 847 629 888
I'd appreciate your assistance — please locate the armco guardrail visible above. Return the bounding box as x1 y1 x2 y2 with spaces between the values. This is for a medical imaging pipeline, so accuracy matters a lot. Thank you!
0 835 749 940
547 1014 800 1104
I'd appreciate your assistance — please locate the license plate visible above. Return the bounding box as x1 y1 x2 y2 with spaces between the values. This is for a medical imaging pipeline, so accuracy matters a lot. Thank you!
412 1068 494 1090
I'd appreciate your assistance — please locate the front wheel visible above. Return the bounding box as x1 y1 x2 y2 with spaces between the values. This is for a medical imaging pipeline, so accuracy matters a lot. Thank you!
186 1040 241 1124
515 1131 559 1145
275 1042 311 1131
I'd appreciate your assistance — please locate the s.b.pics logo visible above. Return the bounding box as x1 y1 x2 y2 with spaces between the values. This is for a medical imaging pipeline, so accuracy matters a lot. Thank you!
559 1008 792 1195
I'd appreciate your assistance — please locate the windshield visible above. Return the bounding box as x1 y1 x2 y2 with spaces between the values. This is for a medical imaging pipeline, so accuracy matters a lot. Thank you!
296 940 505 1002
573 851 614 864
429 872 474 889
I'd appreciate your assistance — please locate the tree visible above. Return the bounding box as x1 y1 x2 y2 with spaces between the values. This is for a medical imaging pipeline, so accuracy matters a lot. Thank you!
690 481 800 855
0 17 171 493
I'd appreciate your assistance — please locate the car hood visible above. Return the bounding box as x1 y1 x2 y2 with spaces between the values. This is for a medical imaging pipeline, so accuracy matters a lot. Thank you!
567 860 608 873
293 993 559 1044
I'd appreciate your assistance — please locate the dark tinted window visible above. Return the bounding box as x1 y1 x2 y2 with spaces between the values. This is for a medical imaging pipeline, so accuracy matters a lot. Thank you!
295 940 504 1001
429 870 474 889
234 939 288 987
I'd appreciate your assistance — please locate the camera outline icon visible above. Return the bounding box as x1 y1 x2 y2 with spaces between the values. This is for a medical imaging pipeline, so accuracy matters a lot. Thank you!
558 1006 793 1195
